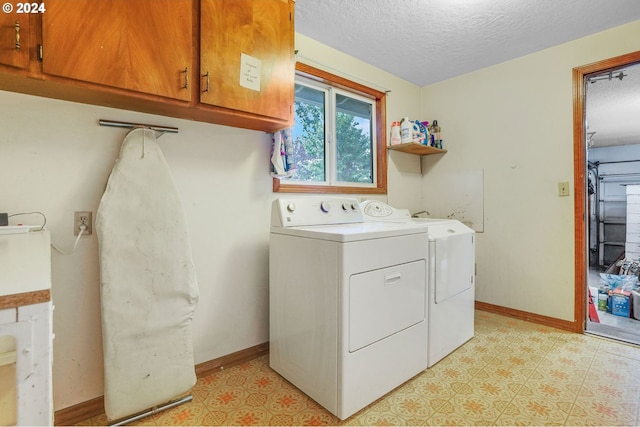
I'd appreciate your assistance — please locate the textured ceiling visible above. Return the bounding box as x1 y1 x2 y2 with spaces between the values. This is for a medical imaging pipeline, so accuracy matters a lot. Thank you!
295 0 640 87
295 0 640 147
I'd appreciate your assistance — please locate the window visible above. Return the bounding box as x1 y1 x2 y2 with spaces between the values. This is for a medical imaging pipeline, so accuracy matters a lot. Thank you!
273 63 387 194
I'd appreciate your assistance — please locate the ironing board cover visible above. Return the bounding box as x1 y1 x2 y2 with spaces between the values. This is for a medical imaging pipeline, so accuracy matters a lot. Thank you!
96 128 199 421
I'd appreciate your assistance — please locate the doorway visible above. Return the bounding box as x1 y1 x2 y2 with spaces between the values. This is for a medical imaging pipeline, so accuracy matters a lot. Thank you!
574 51 640 345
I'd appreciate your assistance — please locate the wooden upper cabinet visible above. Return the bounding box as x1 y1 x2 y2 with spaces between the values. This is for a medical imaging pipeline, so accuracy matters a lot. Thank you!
41 0 193 101
0 12 30 70
0 0 295 132
200 0 294 123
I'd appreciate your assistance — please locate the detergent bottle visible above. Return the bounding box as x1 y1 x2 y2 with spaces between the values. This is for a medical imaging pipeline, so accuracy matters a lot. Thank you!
390 121 401 145
400 117 412 144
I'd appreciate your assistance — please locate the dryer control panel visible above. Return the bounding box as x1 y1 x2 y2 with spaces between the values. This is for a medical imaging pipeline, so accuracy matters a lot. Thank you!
271 197 363 227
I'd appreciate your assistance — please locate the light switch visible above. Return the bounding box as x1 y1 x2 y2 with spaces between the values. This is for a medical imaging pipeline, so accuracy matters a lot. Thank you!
557 182 570 197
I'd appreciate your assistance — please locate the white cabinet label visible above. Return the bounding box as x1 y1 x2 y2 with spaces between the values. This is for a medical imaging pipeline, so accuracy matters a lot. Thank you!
240 53 262 92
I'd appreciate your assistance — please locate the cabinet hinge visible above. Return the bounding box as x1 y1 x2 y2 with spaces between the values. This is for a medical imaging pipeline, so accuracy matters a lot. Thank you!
37 44 43 62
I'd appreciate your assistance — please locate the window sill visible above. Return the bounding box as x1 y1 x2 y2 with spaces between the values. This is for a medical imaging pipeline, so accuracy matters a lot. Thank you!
273 180 386 194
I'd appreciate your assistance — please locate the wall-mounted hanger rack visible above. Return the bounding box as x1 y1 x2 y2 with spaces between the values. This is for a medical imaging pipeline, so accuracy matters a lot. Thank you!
587 70 627 84
99 119 179 136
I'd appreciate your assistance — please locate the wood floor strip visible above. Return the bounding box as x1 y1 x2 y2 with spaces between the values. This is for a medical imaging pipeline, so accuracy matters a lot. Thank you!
475 301 581 333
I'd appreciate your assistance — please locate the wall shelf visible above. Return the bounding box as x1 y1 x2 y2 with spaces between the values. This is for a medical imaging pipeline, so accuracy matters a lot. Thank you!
387 143 447 156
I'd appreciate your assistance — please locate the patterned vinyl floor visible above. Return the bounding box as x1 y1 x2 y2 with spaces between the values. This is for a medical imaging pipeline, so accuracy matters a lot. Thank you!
76 311 640 426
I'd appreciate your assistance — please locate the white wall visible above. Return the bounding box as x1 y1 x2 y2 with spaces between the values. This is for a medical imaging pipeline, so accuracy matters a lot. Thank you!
0 94 275 409
421 20 640 321
0 35 423 410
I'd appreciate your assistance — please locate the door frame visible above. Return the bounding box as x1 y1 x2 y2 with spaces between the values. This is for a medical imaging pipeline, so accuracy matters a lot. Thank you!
573 50 640 333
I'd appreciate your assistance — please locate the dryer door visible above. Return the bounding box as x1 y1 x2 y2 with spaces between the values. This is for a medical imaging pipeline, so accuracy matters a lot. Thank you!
430 224 474 304
348 260 426 352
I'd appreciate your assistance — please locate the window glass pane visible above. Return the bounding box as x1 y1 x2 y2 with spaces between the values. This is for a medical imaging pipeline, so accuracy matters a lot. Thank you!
335 94 373 183
291 83 326 182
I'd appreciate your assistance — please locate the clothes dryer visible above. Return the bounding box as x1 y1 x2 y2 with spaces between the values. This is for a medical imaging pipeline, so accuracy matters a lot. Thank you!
270 197 429 420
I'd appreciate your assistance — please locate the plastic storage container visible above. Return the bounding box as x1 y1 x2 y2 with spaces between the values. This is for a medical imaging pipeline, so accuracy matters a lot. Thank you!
611 290 631 317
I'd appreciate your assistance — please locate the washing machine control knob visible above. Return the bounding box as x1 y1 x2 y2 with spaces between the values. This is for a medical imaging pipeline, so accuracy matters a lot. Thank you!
320 201 331 213
286 203 296 212
342 203 350 211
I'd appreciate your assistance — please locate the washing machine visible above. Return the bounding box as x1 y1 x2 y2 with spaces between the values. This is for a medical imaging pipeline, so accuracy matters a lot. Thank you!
360 200 475 367
269 197 429 420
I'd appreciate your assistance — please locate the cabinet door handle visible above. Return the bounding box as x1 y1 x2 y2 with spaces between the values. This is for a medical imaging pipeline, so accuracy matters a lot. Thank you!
14 21 20 51
181 67 189 89
203 71 210 93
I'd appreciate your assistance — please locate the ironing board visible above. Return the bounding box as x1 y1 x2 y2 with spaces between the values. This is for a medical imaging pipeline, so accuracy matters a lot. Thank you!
96 128 199 421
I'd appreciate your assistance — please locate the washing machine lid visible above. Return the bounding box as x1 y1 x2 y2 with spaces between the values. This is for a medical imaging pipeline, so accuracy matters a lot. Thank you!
427 220 474 240
270 221 427 242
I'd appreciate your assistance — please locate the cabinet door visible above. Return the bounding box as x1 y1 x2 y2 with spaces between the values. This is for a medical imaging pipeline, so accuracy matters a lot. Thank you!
0 12 30 70
200 0 294 122
42 0 193 101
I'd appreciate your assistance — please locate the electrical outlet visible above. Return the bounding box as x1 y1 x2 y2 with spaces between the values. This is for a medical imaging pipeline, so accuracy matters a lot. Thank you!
74 211 92 235
557 182 570 197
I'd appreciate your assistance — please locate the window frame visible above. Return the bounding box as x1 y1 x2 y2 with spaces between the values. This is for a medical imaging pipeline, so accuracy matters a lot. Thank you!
273 62 387 194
